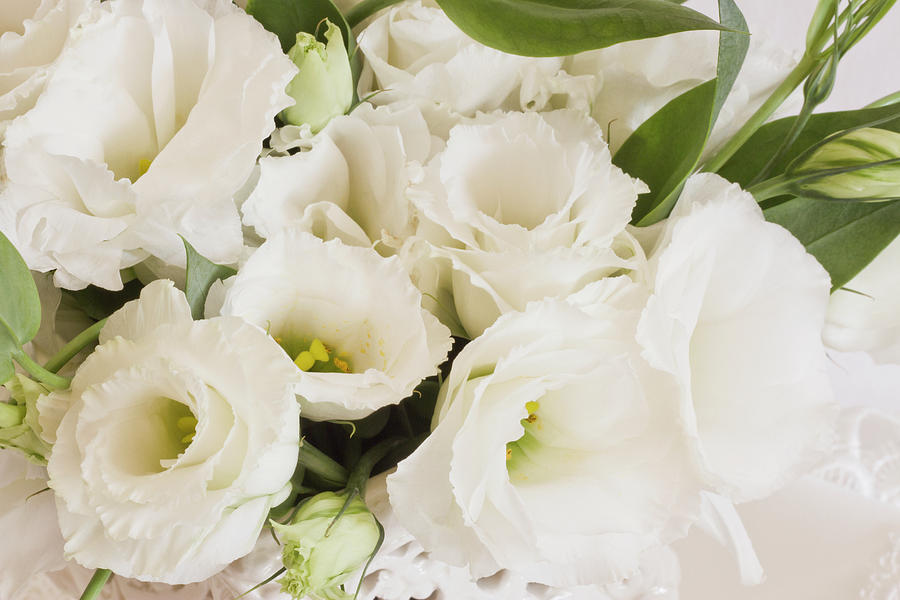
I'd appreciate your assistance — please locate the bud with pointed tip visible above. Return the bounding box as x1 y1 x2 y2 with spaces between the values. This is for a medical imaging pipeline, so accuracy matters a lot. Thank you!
281 20 354 133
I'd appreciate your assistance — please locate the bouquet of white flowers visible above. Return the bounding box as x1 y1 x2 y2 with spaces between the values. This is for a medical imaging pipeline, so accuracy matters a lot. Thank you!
1 0 899 598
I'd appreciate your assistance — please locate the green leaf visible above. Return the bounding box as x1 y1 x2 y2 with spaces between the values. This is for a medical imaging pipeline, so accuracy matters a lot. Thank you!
613 0 748 225
66 279 144 322
183 238 236 320
0 232 40 346
434 0 730 57
718 103 900 187
0 232 41 384
764 198 900 291
246 0 354 54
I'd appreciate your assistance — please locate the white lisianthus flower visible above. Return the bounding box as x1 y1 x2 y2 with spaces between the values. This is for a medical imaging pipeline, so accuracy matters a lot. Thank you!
405 109 645 337
356 1 593 129
824 234 900 364
43 280 300 583
388 278 703 587
243 102 433 249
218 230 452 421
637 174 835 502
566 30 798 154
0 449 67 600
0 0 96 137
0 0 296 290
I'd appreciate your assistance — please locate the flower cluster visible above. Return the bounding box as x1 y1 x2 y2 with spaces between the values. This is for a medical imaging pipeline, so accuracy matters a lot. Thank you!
0 0 897 599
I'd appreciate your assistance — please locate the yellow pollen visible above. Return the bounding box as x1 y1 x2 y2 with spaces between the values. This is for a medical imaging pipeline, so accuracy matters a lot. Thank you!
505 448 512 460
138 158 153 176
525 413 537 424
333 357 351 373
294 351 315 371
309 338 330 362
274 336 284 344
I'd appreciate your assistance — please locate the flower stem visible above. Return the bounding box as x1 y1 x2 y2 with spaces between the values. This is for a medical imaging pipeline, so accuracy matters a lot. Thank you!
747 174 792 202
79 569 111 600
345 0 400 28
13 351 70 389
298 439 349 487
346 437 405 495
703 53 817 174
43 318 107 374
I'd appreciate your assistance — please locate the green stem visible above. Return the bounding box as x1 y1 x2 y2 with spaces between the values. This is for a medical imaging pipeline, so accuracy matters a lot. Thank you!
345 0 401 28
298 439 348 487
703 53 817 174
346 437 404 495
14 351 70 389
79 569 111 600
747 174 792 202
43 318 107 374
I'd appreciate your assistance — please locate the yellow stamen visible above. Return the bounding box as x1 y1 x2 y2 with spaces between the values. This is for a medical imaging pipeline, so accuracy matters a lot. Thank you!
294 351 315 371
525 413 537 424
309 338 330 362
505 447 512 460
525 401 540 415
333 357 351 373
181 432 195 444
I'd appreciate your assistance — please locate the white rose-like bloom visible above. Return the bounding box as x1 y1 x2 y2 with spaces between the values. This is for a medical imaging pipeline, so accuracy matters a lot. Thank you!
0 0 96 136
388 278 703 587
243 103 433 248
218 230 452 421
0 449 67 600
44 280 300 583
566 29 798 155
406 109 645 338
0 0 296 290
824 234 900 364
356 1 592 128
637 174 834 502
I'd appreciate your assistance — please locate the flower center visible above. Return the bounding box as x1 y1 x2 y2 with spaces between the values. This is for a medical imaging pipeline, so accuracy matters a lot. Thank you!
506 400 541 481
276 336 354 374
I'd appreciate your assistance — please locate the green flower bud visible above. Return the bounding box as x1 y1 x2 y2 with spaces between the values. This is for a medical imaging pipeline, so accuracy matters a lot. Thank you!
0 374 52 464
273 491 381 600
280 20 353 133
790 127 900 201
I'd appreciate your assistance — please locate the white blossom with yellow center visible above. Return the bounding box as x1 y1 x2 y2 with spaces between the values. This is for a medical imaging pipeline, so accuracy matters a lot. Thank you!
218 230 453 421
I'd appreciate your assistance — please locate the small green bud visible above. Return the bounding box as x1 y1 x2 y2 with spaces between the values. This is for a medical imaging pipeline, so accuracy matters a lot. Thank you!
0 374 52 464
790 127 900 201
280 20 353 133
273 491 381 600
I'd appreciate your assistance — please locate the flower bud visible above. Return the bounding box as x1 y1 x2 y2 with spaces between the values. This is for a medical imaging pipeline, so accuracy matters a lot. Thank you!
0 375 52 464
790 127 900 201
280 20 353 133
273 491 381 600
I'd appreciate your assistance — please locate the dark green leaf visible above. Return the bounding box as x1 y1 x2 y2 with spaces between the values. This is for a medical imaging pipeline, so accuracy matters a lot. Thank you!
613 0 748 225
246 0 354 54
764 198 900 290
434 0 730 57
183 238 236 320
718 103 900 187
66 279 144 322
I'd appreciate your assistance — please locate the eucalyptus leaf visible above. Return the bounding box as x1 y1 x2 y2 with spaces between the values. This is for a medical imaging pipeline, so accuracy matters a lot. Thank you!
613 0 748 225
183 238 237 320
764 198 900 291
434 0 730 57
246 0 353 53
